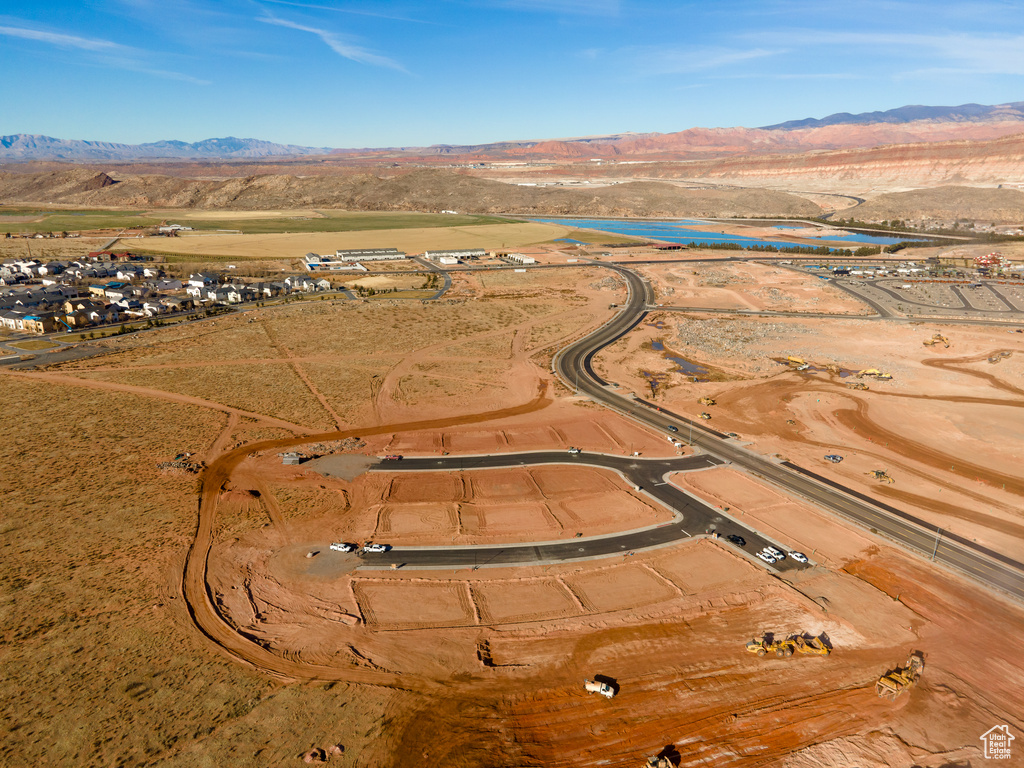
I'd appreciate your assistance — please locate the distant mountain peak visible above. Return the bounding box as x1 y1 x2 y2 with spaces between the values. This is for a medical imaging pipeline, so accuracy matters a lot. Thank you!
0 134 331 161
760 101 1024 131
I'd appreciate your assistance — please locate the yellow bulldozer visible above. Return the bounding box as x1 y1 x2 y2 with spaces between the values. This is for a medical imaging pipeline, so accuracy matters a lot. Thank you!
867 469 895 484
699 412 712 420
922 334 949 348
745 633 831 658
876 652 924 700
699 397 716 406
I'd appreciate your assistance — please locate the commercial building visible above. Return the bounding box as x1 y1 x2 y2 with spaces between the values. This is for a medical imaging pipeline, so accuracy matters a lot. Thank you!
303 249 405 271
423 249 485 262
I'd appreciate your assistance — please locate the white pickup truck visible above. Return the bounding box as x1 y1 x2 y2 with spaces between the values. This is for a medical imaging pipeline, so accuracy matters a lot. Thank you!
584 679 616 698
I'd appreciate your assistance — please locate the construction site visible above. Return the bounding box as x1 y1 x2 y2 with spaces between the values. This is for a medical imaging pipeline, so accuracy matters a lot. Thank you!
3 241 1023 768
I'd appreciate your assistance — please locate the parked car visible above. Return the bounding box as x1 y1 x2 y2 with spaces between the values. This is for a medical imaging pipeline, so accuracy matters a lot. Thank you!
790 552 809 563
329 542 355 553
361 542 390 553
726 534 746 546
824 454 843 463
764 546 785 560
756 552 777 564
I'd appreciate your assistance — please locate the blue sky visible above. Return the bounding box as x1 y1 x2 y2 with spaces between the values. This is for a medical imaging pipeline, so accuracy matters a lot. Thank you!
1 1 1023 147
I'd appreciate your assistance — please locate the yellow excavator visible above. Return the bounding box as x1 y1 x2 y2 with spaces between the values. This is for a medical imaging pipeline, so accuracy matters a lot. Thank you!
867 469 895 484
745 634 831 658
922 334 949 348
876 652 924 700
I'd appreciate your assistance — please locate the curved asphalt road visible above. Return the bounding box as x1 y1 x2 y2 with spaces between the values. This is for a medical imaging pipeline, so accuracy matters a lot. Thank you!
359 451 809 572
551 263 1024 601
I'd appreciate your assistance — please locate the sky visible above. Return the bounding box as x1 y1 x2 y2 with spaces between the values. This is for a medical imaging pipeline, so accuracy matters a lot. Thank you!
1 0 1023 148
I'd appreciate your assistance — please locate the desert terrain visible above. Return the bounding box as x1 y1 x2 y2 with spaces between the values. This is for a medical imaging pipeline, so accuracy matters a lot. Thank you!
3 198 1024 768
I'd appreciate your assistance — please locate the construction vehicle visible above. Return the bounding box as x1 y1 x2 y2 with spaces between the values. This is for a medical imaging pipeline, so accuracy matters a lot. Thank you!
699 397 716 406
825 363 842 374
745 633 831 658
847 382 869 391
644 757 671 768
867 469 895 484
699 412 711 420
922 334 949 348
786 356 806 366
584 679 615 698
876 652 924 700
856 368 892 380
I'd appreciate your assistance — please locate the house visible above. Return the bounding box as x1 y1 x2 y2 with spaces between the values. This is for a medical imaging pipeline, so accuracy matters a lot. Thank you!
23 312 58 334
88 306 121 325
142 300 167 316
0 309 29 331
285 274 316 292
65 309 94 328
38 261 67 276
188 272 219 288
64 298 106 314
160 296 194 311
153 279 183 291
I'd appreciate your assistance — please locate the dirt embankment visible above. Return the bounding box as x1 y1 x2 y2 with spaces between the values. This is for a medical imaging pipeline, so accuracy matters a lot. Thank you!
0 168 821 217
848 185 1024 222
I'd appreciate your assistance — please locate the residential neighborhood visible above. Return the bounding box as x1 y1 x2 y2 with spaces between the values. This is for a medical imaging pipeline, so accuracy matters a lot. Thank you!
0 251 336 335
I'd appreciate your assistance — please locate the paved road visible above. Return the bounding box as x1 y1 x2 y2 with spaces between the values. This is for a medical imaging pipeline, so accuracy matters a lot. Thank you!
359 451 810 572
551 263 1024 601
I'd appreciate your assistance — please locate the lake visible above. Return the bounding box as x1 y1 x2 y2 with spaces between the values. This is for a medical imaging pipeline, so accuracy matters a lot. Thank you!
532 218 925 250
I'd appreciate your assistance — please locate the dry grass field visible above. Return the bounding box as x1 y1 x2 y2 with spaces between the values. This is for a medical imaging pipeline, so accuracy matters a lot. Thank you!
126 221 572 260
0 267 620 766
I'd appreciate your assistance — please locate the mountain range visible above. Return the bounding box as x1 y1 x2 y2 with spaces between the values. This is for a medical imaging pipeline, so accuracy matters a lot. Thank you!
3 102 1023 164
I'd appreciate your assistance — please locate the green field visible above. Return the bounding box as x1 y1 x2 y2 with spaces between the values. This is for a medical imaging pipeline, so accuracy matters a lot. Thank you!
0 208 515 236
172 211 515 234
0 209 160 234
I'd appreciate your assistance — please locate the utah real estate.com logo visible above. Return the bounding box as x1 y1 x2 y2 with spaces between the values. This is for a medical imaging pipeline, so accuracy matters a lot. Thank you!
980 725 1015 760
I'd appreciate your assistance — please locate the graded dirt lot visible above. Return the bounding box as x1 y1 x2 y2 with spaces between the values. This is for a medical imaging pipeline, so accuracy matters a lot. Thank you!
639 259 873 313
3 246 1023 768
594 263 1024 560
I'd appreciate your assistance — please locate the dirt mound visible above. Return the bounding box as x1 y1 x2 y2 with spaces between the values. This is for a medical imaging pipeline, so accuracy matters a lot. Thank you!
0 167 821 217
848 184 1024 222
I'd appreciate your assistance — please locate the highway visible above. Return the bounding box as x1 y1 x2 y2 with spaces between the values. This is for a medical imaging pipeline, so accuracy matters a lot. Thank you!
548 262 1024 600
360 451 810 572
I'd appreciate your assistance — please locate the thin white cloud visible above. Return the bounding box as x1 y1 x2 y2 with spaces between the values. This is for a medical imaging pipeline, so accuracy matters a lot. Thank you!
261 0 436 24
0 24 128 53
258 14 407 72
0 21 207 84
